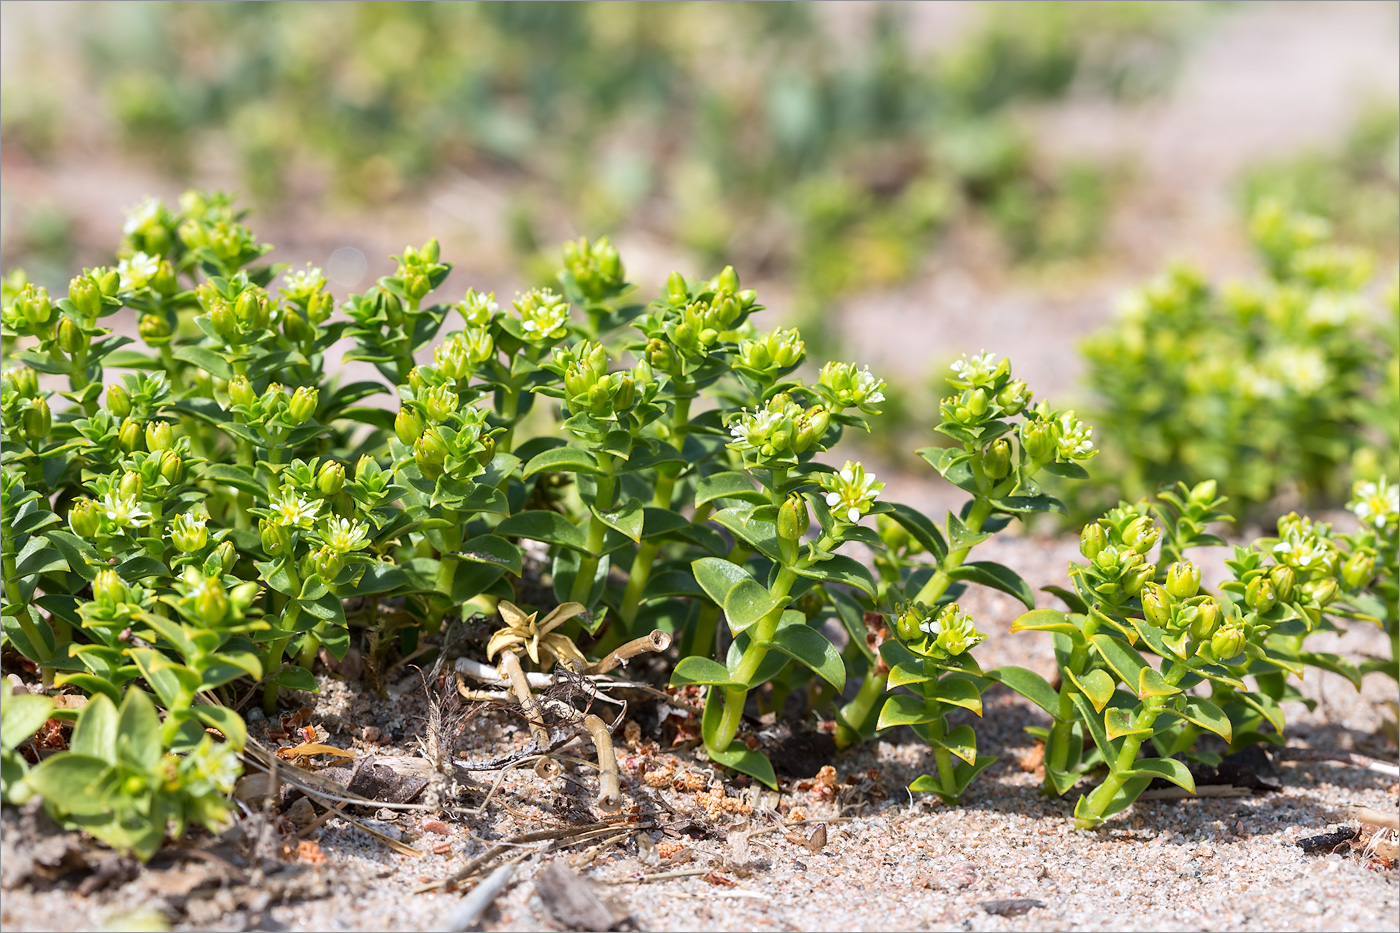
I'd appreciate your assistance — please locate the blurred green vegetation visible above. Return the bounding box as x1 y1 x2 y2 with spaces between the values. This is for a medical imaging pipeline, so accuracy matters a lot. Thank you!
1242 103 1400 254
0 1 1216 343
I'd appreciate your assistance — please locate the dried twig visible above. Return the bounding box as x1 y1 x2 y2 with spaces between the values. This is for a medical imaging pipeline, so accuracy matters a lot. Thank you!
434 861 520 933
1279 748 1400 778
584 714 621 812
587 629 671 675
1352 807 1400 832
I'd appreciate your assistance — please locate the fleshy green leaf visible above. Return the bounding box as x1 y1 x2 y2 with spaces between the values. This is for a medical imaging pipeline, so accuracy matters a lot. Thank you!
1137 667 1180 699
1104 707 1151 740
1176 697 1232 742
987 666 1060 717
948 561 1035 609
670 656 740 688
1011 608 1079 636
692 557 750 606
1128 757 1196 793
593 498 645 543
0 693 55 753
759 616 845 690
1068 668 1116 713
523 446 602 477
723 579 780 635
497 510 588 552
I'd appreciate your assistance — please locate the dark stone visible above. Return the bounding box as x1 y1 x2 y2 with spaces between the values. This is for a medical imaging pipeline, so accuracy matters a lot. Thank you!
981 898 1048 917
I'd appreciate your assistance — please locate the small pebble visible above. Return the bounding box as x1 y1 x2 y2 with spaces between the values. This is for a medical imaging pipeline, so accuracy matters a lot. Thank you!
422 819 450 835
1303 901 1322 916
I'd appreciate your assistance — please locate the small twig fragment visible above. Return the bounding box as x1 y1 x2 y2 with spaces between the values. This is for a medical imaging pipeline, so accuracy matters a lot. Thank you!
587 630 671 675
585 713 621 813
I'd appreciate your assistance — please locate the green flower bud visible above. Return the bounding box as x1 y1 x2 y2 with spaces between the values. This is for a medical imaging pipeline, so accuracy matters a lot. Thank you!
645 338 676 374
68 498 102 539
57 316 86 354
355 454 381 482
195 575 229 625
4 367 38 398
303 545 343 582
1267 565 1296 602
316 461 345 496
306 290 334 325
666 271 689 305
151 260 178 296
778 493 810 546
395 406 424 445
984 439 1012 481
21 397 51 441
227 375 255 409
612 373 636 412
1302 577 1339 607
1123 563 1153 597
260 519 290 557
93 569 128 609
158 449 183 484
1165 561 1201 600
894 603 925 642
118 418 143 453
1140 583 1173 628
934 604 984 657
793 406 830 453
138 313 172 345
207 298 237 336
1122 516 1159 554
995 380 1031 416
208 540 237 576
282 309 312 343
476 433 496 466
1210 623 1246 660
1245 577 1277 612
965 388 990 417
119 471 143 500
1080 523 1107 560
233 290 269 329
68 275 102 318
171 512 209 553
145 421 173 451
1342 550 1376 588
107 383 132 418
17 285 53 326
1021 419 1055 462
287 386 318 424
414 429 448 480
1189 599 1221 641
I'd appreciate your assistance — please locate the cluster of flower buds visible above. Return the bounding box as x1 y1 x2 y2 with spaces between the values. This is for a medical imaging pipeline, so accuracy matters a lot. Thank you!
168 566 260 629
66 268 123 324
77 568 156 637
818 460 884 525
409 407 494 482
1077 510 1159 600
390 239 450 303
179 217 266 271
1017 403 1095 464
725 393 830 468
1 366 50 444
554 341 640 420
1 283 55 339
563 236 626 303
735 327 805 381
225 378 318 429
433 327 495 381
817 361 886 416
894 601 987 660
197 271 276 340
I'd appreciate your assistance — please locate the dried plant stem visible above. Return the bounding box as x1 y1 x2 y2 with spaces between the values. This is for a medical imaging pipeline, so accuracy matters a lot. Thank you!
584 713 621 812
587 629 671 675
497 650 558 778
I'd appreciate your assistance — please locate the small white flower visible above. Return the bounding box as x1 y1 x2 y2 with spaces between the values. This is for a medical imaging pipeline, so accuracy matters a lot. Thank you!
270 490 319 528
117 252 160 291
818 460 883 525
1054 412 1095 460
101 492 151 529
281 264 326 295
319 517 371 552
1350 477 1399 531
122 197 162 235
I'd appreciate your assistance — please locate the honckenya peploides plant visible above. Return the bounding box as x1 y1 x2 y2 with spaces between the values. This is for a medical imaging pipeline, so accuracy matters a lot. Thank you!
4 191 1393 861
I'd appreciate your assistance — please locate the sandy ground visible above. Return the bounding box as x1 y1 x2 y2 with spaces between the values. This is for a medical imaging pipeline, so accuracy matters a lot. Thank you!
1 532 1396 933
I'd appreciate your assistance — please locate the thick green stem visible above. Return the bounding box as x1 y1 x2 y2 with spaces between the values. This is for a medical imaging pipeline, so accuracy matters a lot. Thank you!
618 471 679 625
709 566 796 750
835 662 889 749
568 454 615 606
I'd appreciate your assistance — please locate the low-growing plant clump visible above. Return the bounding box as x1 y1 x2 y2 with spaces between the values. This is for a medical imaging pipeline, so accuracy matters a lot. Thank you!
1078 200 1399 521
1 193 1395 865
